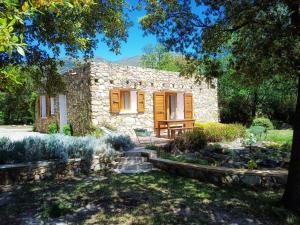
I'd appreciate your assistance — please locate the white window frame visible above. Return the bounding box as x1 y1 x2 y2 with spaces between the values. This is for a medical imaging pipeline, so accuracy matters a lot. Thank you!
50 97 55 115
40 95 47 118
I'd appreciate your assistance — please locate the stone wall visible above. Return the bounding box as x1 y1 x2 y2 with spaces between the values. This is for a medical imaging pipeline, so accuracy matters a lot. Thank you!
35 65 92 135
89 61 219 136
64 65 92 135
149 157 287 188
0 156 102 185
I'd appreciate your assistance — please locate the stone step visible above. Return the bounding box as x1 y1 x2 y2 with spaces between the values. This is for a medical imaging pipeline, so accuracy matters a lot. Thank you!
115 162 153 171
115 156 147 164
124 151 142 157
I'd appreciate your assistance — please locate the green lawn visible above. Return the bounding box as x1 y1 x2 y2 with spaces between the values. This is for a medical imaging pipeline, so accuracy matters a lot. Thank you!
0 171 299 225
265 129 293 144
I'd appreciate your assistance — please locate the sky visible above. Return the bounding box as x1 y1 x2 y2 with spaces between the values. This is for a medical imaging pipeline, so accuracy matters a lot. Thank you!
93 8 157 62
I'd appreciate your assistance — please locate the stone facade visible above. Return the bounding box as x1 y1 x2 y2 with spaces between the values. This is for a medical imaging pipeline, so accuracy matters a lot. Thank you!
0 156 102 185
35 61 219 136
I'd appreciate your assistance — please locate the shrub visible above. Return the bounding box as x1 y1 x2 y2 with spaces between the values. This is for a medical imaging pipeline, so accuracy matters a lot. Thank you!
252 117 274 130
195 122 246 142
63 124 72 136
164 129 207 153
205 143 223 154
242 133 257 150
48 122 58 134
0 134 135 164
182 128 207 152
105 134 135 151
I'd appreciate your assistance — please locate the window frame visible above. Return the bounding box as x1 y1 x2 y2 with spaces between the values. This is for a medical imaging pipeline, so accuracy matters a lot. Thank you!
40 95 47 119
50 97 55 115
120 90 131 113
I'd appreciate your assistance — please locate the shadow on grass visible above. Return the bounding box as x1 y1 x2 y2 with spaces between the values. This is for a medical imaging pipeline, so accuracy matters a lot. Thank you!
0 171 299 225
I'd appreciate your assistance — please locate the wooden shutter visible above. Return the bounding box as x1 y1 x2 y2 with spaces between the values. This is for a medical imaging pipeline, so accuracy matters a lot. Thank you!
110 89 121 113
36 96 41 118
46 95 51 117
153 92 166 128
137 91 145 113
184 93 193 119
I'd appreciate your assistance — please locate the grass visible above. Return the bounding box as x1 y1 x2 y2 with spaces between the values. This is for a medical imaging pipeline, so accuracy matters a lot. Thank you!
264 129 293 144
0 171 299 225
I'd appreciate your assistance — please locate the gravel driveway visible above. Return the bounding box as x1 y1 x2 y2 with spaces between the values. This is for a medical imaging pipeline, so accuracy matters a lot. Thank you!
0 125 46 141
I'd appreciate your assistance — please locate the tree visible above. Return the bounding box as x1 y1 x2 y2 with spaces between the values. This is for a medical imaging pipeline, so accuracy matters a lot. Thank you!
140 0 300 211
0 0 131 91
140 43 184 72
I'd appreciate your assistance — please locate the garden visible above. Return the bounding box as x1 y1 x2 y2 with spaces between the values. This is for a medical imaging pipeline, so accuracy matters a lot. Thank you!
148 117 293 171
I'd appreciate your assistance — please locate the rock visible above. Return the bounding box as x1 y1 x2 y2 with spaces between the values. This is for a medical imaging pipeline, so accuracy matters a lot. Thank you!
241 175 261 186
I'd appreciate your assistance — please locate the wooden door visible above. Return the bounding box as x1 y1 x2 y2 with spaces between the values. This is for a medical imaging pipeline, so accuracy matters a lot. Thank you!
153 92 166 129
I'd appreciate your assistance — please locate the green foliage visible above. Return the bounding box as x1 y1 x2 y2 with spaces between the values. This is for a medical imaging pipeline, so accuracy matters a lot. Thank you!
145 144 161 151
165 129 207 153
140 44 185 72
249 126 267 139
105 135 135 151
243 133 257 149
252 118 274 130
247 160 258 170
195 122 246 142
90 127 104 138
63 124 72 136
0 72 36 124
0 134 135 164
1 0 130 91
48 122 59 134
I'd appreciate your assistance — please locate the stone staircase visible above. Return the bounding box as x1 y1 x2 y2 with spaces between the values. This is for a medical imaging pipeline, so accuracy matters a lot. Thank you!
113 148 155 174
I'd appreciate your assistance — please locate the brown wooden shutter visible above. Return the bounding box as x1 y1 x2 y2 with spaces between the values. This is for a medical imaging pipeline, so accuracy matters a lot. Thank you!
46 95 51 117
110 89 121 113
153 92 166 128
137 91 145 113
184 93 193 119
36 96 41 118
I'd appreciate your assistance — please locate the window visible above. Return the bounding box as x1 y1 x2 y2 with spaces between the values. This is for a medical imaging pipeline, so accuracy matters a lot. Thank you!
40 95 47 118
50 97 55 115
121 90 131 112
110 89 144 114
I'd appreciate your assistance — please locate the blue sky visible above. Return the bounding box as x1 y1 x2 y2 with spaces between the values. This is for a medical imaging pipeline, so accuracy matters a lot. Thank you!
94 8 157 61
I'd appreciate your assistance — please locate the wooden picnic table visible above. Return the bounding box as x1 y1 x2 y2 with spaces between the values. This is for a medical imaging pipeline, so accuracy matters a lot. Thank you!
157 119 195 139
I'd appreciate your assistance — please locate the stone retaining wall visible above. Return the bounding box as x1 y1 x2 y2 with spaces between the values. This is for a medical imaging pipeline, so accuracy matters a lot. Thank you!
149 157 288 187
0 156 102 185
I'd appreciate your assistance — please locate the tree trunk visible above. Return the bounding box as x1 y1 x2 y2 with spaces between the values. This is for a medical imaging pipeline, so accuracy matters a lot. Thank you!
282 2 300 211
282 76 300 211
251 92 258 118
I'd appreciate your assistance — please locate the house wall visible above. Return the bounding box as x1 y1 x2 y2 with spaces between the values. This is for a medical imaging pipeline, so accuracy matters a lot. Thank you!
89 61 219 136
35 65 92 135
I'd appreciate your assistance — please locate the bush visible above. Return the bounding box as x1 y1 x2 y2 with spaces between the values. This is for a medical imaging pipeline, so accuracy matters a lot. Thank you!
165 128 207 153
63 124 72 136
48 122 58 134
195 122 246 142
252 117 274 130
247 160 257 170
0 134 135 164
105 134 135 151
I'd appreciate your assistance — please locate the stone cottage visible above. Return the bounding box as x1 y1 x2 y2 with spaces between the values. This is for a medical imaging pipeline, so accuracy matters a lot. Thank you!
35 60 219 136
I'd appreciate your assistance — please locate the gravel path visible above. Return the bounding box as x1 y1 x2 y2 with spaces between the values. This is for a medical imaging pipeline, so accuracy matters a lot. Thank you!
0 125 46 141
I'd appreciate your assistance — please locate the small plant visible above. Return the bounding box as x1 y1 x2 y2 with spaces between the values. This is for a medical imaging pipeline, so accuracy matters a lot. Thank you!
63 124 72 136
182 128 208 152
205 143 223 154
145 144 161 151
90 126 104 138
247 160 257 170
252 117 274 130
105 134 135 151
48 122 58 134
243 133 257 150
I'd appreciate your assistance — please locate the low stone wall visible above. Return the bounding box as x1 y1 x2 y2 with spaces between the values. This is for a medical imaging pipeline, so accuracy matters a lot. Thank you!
0 156 102 185
149 157 288 188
